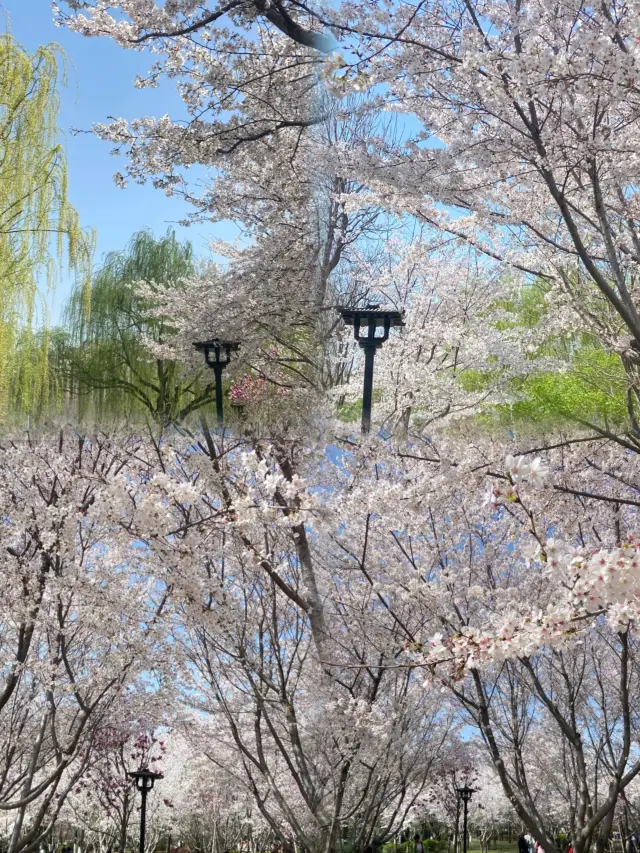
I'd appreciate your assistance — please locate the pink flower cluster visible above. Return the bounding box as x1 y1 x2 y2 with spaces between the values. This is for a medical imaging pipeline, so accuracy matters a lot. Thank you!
229 374 291 404
229 375 269 404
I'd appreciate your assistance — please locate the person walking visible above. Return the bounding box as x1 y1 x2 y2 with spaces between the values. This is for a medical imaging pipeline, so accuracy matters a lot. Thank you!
518 836 528 853
414 836 423 853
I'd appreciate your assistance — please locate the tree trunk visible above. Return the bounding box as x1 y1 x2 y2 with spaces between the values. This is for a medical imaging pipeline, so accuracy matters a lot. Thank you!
8 713 48 853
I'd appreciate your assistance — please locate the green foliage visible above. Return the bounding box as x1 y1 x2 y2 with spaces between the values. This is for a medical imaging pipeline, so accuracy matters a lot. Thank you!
58 229 217 426
470 281 630 434
457 369 491 393
336 389 383 423
500 347 627 430
0 30 93 420
336 398 362 422
381 840 447 853
8 326 64 422
489 282 549 331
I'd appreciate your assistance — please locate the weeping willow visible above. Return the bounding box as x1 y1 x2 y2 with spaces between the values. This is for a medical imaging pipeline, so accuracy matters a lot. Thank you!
0 31 94 421
61 228 216 426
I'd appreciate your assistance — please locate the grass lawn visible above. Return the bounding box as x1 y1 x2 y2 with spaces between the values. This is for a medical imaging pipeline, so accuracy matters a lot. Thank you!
467 841 518 853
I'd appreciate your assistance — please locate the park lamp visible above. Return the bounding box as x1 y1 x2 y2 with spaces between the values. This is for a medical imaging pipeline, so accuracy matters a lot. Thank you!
128 767 163 853
338 303 404 434
193 338 240 427
456 785 475 803
456 785 476 853
128 767 163 792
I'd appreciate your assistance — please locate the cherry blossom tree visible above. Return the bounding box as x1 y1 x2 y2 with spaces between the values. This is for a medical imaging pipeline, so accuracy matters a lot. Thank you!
25 10 640 852
0 431 170 853
99 423 455 853
69 713 167 853
5 336 640 853
55 0 640 439
56 385 630 853
468 770 515 853
327 0 640 347
323 431 640 853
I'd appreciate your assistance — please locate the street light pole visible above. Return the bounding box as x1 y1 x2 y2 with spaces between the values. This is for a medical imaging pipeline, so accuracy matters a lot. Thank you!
193 339 240 427
456 786 475 853
361 321 377 435
128 768 163 853
338 305 404 434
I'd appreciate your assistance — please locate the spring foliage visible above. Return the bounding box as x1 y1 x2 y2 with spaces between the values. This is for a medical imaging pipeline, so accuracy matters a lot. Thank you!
0 32 93 419
58 229 220 426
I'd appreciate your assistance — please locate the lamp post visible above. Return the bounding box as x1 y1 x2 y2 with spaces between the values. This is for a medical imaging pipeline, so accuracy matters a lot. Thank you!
338 305 404 434
128 768 163 853
193 339 240 427
456 786 475 853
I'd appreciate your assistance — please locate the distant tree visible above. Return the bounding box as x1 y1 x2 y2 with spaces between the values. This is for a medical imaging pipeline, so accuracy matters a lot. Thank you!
59 229 218 426
0 31 93 419
478 284 631 437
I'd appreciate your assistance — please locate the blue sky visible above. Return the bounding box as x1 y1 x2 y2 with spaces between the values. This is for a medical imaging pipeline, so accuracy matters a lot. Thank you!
3 0 229 322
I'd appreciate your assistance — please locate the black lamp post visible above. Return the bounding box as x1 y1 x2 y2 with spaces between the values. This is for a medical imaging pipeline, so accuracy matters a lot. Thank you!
338 304 404 434
128 768 163 853
456 786 475 853
193 339 240 427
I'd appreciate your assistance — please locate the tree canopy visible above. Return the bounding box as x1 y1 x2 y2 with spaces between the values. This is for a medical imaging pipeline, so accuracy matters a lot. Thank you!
6 6 640 853
0 31 93 420
57 228 220 426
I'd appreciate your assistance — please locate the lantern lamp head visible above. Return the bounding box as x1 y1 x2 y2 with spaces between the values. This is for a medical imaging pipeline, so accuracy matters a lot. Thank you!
128 768 163 792
193 339 240 368
338 306 404 348
456 785 476 803
338 305 404 328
